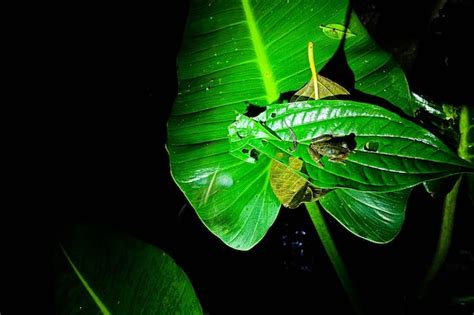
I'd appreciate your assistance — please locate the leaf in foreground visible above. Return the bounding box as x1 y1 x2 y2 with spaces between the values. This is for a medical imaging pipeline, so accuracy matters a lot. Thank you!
55 226 202 315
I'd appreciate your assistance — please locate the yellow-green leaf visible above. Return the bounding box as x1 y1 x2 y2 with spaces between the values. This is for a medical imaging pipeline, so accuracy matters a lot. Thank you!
291 74 350 101
270 156 327 208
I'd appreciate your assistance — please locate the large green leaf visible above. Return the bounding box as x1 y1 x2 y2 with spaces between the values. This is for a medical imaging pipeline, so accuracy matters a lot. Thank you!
167 0 427 249
320 189 410 243
230 100 473 191
55 226 202 314
168 0 350 250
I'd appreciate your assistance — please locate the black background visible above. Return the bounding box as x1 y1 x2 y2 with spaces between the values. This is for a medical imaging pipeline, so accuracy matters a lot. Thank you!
3 0 473 314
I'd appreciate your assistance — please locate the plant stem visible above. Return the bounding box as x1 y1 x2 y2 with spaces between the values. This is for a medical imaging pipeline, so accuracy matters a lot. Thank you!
418 176 461 297
306 202 364 315
457 105 472 161
307 42 319 100
418 105 471 297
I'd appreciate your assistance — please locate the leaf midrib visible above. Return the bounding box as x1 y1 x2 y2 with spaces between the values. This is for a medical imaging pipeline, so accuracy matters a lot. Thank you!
61 244 111 315
241 0 279 103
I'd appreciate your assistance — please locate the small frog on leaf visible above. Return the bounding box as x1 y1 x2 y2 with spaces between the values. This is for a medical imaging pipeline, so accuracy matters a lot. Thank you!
307 133 356 167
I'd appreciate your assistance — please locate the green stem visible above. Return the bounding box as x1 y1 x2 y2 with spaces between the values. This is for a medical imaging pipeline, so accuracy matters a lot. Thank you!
418 177 461 297
458 105 472 161
418 105 471 298
306 202 364 315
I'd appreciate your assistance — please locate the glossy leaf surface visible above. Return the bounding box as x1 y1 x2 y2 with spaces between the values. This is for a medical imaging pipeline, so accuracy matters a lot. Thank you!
168 0 349 249
230 100 473 191
55 226 202 314
320 189 410 243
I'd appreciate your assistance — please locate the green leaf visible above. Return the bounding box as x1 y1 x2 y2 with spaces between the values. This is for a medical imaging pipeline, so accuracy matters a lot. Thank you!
411 92 458 121
167 0 433 249
412 92 460 149
55 226 202 314
168 0 350 250
230 100 473 191
423 175 460 198
291 73 350 101
319 189 410 243
344 13 418 116
320 23 356 40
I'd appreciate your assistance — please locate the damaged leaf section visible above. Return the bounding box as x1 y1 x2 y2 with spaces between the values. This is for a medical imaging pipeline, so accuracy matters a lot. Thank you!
228 100 473 192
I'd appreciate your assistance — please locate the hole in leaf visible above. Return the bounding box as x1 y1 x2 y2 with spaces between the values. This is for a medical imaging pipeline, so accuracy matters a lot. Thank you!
244 104 266 117
261 139 268 146
250 149 259 161
242 148 249 154
364 141 379 152
270 112 277 118
363 141 378 152
279 90 296 102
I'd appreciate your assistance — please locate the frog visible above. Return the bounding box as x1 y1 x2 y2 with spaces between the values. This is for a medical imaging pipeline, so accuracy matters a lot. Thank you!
307 134 356 167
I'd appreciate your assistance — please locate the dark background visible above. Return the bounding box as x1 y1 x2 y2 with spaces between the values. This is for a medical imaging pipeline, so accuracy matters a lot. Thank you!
3 0 473 314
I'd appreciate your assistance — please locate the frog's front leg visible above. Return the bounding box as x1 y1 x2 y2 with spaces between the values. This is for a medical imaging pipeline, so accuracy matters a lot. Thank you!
307 146 324 168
